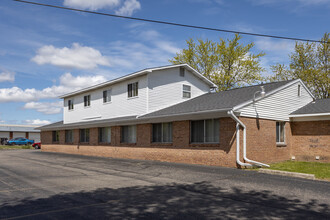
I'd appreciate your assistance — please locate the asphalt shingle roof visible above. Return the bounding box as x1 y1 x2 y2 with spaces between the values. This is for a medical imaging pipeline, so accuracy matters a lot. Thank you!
140 80 296 119
290 98 330 115
37 116 138 130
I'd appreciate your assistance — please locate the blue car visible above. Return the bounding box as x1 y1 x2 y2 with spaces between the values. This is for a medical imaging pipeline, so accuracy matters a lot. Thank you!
8 137 34 145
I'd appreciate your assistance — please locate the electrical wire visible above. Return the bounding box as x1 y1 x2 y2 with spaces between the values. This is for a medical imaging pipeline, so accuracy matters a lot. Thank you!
13 0 328 44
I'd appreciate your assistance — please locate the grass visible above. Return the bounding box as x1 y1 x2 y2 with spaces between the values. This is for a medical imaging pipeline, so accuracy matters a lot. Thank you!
267 161 330 179
0 145 34 150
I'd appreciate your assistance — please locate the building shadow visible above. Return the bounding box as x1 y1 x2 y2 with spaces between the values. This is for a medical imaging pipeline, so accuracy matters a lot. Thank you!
0 181 329 219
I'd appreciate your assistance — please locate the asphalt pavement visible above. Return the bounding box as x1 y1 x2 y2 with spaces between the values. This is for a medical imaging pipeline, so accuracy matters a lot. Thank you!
0 150 329 219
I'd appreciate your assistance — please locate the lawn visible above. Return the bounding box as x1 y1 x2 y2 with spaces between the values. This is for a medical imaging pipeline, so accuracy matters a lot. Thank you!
267 161 330 179
0 145 34 150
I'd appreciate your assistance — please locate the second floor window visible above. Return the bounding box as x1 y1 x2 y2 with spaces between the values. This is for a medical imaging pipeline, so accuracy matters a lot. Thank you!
128 82 138 98
68 99 74 110
103 89 111 103
183 85 191 98
84 95 91 107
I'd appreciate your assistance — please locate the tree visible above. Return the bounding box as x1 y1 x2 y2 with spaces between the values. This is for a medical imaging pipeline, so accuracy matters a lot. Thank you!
169 34 265 91
269 33 330 99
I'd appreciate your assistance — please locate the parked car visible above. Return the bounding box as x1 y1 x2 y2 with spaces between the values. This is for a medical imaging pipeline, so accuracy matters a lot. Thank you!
32 142 41 149
7 138 34 145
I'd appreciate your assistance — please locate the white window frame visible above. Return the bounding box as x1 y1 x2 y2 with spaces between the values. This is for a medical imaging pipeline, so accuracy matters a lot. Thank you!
190 119 219 144
276 122 286 145
103 89 112 103
127 82 138 98
68 99 74 110
84 95 91 107
183 84 191 98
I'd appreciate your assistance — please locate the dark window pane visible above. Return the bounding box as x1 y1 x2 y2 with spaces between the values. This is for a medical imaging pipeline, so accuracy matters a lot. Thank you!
152 124 162 142
191 120 204 143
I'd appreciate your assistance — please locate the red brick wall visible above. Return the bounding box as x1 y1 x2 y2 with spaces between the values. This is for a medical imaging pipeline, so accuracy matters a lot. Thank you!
40 117 307 167
240 117 292 164
291 120 330 162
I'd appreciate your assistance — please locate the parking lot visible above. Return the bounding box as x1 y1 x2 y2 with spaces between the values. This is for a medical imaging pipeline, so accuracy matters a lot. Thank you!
0 150 329 219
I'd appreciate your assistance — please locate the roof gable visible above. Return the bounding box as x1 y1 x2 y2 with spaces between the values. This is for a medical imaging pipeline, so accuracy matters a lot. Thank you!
139 80 298 119
59 64 216 99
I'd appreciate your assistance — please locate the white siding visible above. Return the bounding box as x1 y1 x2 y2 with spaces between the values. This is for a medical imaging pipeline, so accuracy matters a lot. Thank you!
0 131 9 139
13 132 25 138
238 81 314 121
148 67 210 112
29 133 40 142
64 75 148 124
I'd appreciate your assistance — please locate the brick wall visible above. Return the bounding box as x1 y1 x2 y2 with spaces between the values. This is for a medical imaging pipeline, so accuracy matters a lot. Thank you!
291 120 330 162
40 117 308 168
240 117 292 164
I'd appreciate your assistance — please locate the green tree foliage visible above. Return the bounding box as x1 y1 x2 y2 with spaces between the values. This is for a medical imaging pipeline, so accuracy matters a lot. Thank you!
269 33 330 99
169 34 265 91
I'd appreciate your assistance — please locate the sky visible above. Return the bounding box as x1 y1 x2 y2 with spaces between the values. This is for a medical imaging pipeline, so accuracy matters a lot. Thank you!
0 0 329 125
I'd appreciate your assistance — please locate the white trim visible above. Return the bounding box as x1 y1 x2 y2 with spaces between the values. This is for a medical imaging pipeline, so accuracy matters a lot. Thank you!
233 79 315 111
290 112 330 117
136 108 232 119
59 64 216 99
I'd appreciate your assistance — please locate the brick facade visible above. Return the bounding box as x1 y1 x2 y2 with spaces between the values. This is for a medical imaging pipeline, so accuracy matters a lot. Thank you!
291 120 330 162
40 117 301 168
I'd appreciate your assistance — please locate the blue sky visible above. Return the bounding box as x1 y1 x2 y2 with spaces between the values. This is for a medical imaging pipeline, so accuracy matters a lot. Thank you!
0 0 329 125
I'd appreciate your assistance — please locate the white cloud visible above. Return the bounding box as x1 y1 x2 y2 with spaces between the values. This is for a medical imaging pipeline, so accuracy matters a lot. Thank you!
0 70 15 82
63 0 121 10
0 73 107 103
115 0 141 16
255 39 295 54
23 101 63 115
23 119 51 125
31 43 110 70
63 0 142 15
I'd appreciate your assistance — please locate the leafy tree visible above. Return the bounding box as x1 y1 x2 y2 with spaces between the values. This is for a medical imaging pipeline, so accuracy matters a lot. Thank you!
169 34 265 91
269 33 330 99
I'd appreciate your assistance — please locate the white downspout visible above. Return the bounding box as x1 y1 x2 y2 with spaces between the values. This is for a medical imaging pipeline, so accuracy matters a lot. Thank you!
235 123 253 167
228 110 270 167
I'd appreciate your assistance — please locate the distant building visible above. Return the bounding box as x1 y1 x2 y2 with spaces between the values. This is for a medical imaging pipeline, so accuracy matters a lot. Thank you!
0 124 40 144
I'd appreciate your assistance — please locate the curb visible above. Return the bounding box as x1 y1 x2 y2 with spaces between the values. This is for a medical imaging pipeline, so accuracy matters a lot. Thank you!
259 168 315 180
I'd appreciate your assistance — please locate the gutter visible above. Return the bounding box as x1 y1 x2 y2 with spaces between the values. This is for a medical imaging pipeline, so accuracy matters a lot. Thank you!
228 110 270 168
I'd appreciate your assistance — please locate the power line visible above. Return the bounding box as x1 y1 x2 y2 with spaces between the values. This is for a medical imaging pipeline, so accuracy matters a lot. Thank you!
13 0 328 44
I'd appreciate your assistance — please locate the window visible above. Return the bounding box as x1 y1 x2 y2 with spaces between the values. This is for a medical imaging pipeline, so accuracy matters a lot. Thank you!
180 67 185 77
65 130 73 143
183 84 191 98
52 131 59 142
152 123 172 143
80 129 90 143
128 82 138 98
103 89 111 103
191 119 219 143
276 122 285 144
298 85 301 96
99 127 111 143
68 99 74 110
121 125 136 143
84 95 91 107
